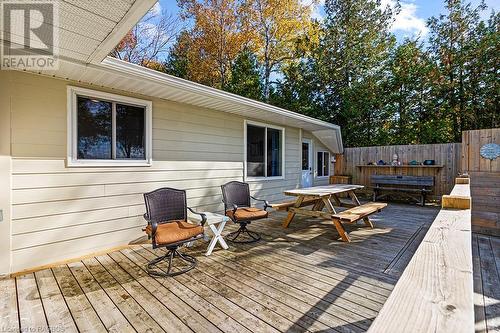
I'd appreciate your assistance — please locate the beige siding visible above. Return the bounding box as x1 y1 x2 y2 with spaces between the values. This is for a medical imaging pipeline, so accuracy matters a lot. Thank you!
6 71 314 272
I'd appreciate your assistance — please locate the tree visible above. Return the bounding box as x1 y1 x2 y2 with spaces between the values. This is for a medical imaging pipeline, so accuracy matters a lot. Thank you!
464 11 499 130
177 0 250 88
381 39 445 144
111 7 181 67
243 0 318 100
314 0 397 146
225 48 263 100
270 60 322 119
164 30 192 78
427 0 488 142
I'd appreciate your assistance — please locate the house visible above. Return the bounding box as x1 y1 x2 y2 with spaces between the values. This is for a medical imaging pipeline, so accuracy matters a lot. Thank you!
0 0 342 275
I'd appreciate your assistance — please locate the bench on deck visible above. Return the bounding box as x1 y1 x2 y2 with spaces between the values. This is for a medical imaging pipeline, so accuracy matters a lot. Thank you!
372 175 434 206
331 202 387 242
368 179 473 333
270 198 320 211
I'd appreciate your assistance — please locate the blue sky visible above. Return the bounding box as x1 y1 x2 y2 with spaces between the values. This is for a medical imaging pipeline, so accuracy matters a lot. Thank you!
156 0 498 42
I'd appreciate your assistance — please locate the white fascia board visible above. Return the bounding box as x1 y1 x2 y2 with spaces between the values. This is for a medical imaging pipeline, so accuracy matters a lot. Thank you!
99 57 341 131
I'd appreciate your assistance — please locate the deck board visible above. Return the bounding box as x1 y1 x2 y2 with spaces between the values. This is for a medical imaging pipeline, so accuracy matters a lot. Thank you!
474 235 500 333
121 247 251 333
0 277 19 332
107 250 222 333
5 203 499 332
35 269 79 333
472 234 487 333
17 273 49 332
52 266 107 333
82 257 167 332
62 262 128 332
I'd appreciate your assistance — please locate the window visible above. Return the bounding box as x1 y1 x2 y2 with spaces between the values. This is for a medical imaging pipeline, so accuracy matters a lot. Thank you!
302 142 309 171
317 151 330 177
68 87 152 166
245 121 284 179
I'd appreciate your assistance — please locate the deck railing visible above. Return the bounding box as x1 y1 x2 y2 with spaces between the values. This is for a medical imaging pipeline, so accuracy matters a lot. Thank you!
368 177 473 333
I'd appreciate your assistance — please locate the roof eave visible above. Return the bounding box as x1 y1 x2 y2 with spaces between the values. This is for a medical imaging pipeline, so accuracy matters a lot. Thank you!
100 57 341 131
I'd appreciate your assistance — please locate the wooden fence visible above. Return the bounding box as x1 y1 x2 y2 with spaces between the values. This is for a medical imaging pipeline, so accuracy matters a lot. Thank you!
334 143 462 199
461 128 499 236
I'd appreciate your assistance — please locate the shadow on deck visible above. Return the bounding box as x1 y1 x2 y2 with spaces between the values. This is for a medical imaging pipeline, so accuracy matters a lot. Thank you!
1 203 495 332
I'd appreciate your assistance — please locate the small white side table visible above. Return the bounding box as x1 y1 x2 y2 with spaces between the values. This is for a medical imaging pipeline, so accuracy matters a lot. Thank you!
190 212 229 256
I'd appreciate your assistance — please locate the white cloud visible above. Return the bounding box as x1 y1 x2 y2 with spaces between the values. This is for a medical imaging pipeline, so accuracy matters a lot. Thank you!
301 0 428 36
150 2 162 16
382 0 428 37
301 0 325 20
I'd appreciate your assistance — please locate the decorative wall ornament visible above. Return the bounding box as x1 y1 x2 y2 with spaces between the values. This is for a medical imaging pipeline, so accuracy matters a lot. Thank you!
479 143 500 160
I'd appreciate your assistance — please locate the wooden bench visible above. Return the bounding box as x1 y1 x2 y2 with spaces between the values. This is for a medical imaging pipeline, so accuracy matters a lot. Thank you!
270 198 320 211
368 180 473 333
331 202 387 242
372 175 434 206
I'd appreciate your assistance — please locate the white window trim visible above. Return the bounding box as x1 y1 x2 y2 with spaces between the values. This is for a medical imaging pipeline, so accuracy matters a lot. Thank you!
67 86 153 167
244 120 285 181
316 150 330 178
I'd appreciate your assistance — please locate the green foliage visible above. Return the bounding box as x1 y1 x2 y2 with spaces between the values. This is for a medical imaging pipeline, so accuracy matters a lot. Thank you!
270 0 498 146
269 61 322 119
157 0 499 147
301 0 396 146
224 49 263 100
164 30 191 79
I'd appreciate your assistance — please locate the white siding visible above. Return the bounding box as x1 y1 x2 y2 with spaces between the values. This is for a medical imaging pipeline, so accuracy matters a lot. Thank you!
6 71 306 272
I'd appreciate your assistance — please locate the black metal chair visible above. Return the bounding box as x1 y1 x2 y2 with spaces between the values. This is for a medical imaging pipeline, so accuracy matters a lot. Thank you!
221 181 270 243
143 187 206 277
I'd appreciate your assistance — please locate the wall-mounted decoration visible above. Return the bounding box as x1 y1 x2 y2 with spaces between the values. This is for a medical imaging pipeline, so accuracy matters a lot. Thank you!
479 143 500 160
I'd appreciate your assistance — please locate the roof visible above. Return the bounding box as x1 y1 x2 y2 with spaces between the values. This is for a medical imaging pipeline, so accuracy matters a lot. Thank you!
1 0 343 153
0 0 157 64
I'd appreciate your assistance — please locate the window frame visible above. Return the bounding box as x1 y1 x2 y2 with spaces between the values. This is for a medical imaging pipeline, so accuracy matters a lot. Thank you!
244 120 285 181
316 150 331 178
67 86 153 167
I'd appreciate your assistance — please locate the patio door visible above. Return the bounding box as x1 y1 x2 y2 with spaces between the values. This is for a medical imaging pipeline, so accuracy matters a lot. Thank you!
301 139 313 188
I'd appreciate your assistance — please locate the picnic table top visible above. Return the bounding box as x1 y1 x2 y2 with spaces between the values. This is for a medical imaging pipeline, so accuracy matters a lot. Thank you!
284 184 364 197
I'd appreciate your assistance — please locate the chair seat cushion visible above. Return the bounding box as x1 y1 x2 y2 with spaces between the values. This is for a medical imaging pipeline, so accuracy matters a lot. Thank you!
226 207 268 221
145 220 203 245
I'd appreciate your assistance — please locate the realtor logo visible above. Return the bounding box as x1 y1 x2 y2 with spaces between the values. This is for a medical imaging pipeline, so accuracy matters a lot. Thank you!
1 1 59 70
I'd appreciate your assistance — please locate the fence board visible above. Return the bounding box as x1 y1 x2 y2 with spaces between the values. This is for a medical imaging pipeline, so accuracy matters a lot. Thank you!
461 128 500 236
334 143 462 199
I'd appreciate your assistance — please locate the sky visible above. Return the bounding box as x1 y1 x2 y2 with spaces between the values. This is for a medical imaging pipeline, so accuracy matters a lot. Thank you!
156 0 499 42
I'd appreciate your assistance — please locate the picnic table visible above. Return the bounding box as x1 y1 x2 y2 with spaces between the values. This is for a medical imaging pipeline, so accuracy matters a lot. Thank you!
280 184 386 242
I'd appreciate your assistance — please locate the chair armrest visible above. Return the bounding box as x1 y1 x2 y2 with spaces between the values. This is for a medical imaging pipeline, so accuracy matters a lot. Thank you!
228 203 240 217
187 207 207 226
251 196 271 211
142 213 155 240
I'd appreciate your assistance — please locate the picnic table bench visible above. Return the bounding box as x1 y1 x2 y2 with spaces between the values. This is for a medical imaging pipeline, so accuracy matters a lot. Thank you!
269 197 320 211
278 184 387 242
372 175 434 206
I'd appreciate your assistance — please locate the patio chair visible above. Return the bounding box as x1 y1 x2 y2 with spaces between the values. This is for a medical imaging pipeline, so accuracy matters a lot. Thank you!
221 181 270 243
143 187 207 277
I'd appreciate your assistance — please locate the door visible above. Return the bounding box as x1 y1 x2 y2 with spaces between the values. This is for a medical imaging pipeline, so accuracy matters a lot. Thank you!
301 139 313 187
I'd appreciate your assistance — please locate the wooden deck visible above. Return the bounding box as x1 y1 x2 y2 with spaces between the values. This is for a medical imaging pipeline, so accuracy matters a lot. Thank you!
0 203 497 332
473 233 500 333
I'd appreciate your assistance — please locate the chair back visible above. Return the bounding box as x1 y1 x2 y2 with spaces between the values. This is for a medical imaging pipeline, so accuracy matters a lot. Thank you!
221 181 251 211
144 188 187 224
